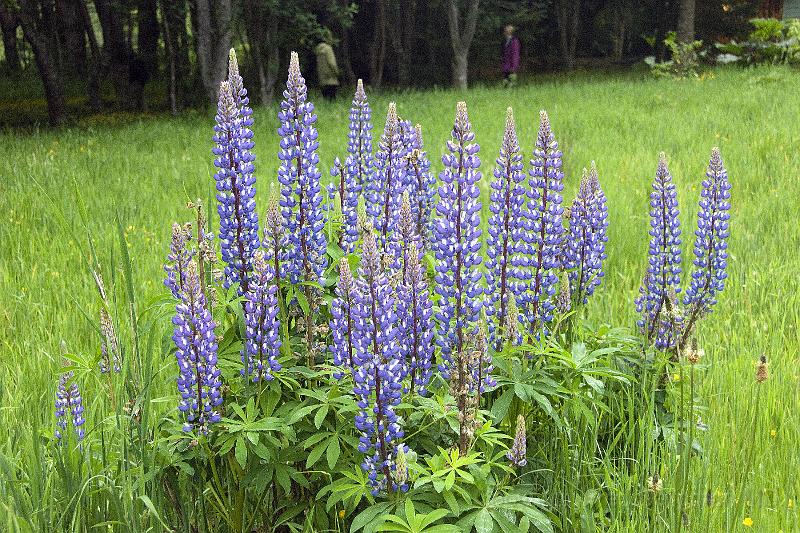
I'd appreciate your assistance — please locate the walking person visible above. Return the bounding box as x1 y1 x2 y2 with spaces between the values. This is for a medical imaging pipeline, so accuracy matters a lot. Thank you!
315 32 340 100
501 25 521 87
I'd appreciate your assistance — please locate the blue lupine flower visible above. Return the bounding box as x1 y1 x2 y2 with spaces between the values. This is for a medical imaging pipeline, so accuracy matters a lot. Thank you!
635 153 682 350
521 110 565 336
212 74 260 294
433 102 487 389
352 228 405 494
401 122 436 251
164 222 194 299
242 251 282 382
330 257 357 379
368 103 407 250
388 193 422 277
399 241 435 395
681 148 731 340
564 162 608 304
173 260 222 433
486 108 527 346
277 52 327 285
55 372 85 442
338 80 374 252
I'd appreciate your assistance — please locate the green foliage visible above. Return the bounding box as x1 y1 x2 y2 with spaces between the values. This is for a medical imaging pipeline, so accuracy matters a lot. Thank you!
714 18 800 66
648 32 704 79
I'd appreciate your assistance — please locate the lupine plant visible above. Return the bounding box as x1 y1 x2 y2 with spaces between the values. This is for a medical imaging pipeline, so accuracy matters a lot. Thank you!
41 50 734 533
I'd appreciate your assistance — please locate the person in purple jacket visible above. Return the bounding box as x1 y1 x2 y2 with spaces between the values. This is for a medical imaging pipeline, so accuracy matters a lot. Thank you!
501 25 521 87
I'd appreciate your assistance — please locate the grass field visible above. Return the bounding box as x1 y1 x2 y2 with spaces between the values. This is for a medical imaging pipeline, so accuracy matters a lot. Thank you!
1 65 799 531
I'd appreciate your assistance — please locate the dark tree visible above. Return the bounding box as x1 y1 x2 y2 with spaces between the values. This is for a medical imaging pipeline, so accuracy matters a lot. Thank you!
556 0 580 69
0 2 21 71
369 0 386 88
448 0 480 89
676 0 695 42
388 0 417 86
194 0 232 100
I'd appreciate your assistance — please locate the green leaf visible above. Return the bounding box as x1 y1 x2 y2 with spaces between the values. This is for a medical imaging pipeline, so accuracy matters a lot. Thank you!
314 404 329 428
351 502 394 532
326 435 341 469
235 436 248 467
474 509 494 533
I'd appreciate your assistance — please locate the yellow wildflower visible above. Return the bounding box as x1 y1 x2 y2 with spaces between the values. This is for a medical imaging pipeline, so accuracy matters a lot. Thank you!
742 517 753 527
770 429 777 438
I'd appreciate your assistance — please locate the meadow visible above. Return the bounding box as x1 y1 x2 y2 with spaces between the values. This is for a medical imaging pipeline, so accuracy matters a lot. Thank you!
1 65 799 532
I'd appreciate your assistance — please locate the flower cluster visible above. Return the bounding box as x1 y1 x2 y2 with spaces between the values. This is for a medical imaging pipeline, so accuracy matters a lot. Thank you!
351 229 406 494
242 251 282 382
564 163 608 305
507 414 527 467
212 50 260 294
433 102 485 385
635 153 682 349
55 372 85 442
277 51 327 285
368 103 407 249
402 123 435 251
338 79 374 253
486 107 527 345
173 260 222 433
398 241 434 395
164 222 193 299
330 257 357 379
682 148 731 324
521 111 565 336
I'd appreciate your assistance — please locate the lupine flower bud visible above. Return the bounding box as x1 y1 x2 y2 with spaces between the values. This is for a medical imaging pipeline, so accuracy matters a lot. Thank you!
521 110 565 336
352 229 405 494
433 102 484 387
684 338 704 364
164 222 194 299
486 108 527 347
263 190 283 283
564 163 608 304
756 354 768 383
55 372 85 442
277 52 328 285
241 251 282 382
368 103 407 249
503 295 521 347
403 123 435 250
507 414 527 467
213 72 260 294
330 257 357 379
635 153 682 350
99 308 121 373
173 261 222 433
556 273 572 313
681 148 731 340
393 445 409 490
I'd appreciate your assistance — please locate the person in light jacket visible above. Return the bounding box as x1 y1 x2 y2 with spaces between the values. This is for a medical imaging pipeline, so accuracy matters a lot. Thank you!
315 34 340 100
501 25 521 87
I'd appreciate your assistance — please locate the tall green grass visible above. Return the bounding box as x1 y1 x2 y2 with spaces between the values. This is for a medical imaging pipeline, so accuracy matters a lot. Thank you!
1 66 798 531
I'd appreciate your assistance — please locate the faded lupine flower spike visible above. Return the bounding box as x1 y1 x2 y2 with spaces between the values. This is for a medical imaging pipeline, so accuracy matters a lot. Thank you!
368 102 407 249
680 148 731 347
564 163 608 305
352 229 405 494
277 52 327 286
486 107 527 348
212 76 260 294
164 222 194 299
99 308 121 373
55 372 85 442
635 153 682 350
507 414 527 467
173 261 222 433
756 354 768 383
241 251 282 382
521 110 565 337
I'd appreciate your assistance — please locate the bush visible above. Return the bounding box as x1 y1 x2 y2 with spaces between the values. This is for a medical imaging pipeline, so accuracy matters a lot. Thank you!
715 18 800 65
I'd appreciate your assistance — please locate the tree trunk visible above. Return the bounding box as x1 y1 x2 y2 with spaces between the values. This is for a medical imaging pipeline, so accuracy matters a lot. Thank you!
95 0 135 108
0 4 21 71
389 0 416 86
194 0 232 101
676 0 695 43
243 0 278 105
137 0 158 74
370 0 386 88
18 0 66 126
556 0 580 70
758 0 784 18
447 0 480 90
159 0 177 114
56 0 86 75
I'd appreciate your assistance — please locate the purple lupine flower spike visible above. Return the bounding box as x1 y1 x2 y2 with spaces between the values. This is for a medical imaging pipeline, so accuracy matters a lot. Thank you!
486 108 527 347
164 222 194 299
368 103 407 250
507 414 527 467
564 162 609 305
212 75 260 294
55 372 85 442
403 124 436 251
330 257 357 379
242 251 282 382
277 52 327 285
173 260 222 433
522 110 565 337
339 79 374 252
433 101 484 383
400 241 435 395
680 148 731 346
635 153 682 350
352 228 405 494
